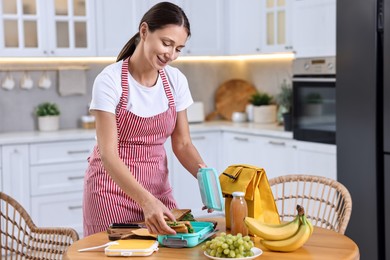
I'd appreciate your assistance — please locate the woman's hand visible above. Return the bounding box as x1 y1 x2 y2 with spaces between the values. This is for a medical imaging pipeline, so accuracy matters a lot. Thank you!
202 205 214 213
142 197 177 235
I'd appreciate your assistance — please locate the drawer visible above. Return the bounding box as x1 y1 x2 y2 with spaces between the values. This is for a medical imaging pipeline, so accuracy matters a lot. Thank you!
31 192 83 237
30 162 87 196
30 140 95 165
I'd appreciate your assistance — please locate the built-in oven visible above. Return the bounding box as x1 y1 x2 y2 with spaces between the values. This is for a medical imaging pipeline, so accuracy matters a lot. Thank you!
292 57 336 144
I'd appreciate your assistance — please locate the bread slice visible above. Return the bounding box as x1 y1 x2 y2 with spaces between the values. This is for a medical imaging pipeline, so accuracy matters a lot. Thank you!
170 208 192 220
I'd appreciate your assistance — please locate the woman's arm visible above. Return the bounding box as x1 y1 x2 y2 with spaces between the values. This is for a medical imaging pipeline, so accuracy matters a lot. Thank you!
171 110 206 178
92 110 176 234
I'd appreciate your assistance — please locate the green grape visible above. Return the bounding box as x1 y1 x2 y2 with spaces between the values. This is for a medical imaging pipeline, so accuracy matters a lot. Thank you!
203 233 255 258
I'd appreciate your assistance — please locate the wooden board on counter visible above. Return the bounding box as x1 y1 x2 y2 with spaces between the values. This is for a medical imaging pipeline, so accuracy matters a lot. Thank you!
206 79 257 121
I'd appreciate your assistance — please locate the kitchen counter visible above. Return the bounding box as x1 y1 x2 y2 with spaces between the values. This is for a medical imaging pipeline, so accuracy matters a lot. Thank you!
0 121 291 145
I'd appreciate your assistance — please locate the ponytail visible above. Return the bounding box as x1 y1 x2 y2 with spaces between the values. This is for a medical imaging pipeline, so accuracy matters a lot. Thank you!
116 32 140 62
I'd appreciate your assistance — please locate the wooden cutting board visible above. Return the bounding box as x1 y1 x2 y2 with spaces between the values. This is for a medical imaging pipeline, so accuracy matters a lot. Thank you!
206 79 257 121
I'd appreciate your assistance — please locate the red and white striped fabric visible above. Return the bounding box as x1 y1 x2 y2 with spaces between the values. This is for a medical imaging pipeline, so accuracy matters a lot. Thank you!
83 58 177 236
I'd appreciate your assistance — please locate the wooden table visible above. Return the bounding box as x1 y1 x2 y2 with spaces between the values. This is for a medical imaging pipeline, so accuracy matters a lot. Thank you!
64 218 360 260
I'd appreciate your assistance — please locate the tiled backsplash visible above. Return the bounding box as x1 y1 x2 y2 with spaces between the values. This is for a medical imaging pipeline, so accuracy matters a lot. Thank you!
0 58 292 133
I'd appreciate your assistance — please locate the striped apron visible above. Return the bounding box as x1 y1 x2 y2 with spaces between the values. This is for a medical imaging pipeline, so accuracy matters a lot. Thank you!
83 58 177 236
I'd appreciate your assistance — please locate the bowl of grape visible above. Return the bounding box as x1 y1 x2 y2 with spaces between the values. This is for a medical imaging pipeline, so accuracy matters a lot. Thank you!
202 233 263 260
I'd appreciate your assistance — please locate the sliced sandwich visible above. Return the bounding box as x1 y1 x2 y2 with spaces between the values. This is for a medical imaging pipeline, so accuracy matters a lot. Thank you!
166 221 194 233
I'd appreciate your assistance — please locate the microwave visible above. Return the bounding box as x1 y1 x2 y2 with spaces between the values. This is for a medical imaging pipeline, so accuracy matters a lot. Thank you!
292 57 336 144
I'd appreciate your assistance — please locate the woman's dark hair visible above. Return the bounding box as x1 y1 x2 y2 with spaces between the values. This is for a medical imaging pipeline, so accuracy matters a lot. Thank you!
116 2 191 62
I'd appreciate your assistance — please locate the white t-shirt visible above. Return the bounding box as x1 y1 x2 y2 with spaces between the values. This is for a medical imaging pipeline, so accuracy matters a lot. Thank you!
90 60 193 117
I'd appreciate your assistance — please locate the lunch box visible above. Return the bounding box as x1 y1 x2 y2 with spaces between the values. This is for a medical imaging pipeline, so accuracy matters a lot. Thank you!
157 221 216 248
104 239 159 257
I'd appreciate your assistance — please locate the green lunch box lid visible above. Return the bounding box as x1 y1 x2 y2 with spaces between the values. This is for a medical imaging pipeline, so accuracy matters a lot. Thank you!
197 168 224 211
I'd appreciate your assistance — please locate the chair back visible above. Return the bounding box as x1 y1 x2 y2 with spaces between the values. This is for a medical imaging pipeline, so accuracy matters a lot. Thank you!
1 192 79 259
268 175 352 234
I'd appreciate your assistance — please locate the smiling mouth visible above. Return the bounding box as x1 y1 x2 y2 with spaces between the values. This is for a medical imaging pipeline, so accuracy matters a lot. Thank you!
158 56 169 65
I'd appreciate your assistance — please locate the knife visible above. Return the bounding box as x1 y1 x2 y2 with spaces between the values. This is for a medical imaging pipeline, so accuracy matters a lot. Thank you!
110 223 147 229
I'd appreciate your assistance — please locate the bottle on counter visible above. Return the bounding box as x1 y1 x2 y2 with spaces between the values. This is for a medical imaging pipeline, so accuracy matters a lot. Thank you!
230 191 248 236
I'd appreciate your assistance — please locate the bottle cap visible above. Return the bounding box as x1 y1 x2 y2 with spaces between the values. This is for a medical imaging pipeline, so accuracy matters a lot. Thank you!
232 191 245 197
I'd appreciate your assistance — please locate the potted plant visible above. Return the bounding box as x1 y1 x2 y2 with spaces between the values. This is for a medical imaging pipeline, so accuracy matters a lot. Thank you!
249 92 277 123
276 80 293 131
305 92 323 116
35 102 60 131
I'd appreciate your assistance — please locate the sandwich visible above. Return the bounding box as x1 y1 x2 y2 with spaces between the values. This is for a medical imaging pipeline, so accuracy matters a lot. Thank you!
166 221 194 233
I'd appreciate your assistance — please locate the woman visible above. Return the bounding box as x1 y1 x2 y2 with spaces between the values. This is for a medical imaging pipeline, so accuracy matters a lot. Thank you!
83 2 207 236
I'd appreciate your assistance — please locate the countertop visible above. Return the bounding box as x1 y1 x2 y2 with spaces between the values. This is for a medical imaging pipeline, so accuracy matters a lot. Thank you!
0 121 292 145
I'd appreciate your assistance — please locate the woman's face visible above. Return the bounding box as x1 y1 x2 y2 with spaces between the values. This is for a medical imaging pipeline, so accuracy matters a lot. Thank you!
141 23 188 70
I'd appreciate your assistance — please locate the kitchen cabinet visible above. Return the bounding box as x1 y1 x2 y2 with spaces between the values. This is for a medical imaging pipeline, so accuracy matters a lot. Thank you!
221 131 336 181
225 0 262 55
259 137 297 180
261 0 293 53
221 132 264 167
0 0 96 57
292 0 336 58
29 139 95 237
294 140 337 180
170 131 222 217
181 0 225 56
221 132 296 180
138 0 225 56
0 138 94 238
95 0 139 57
1 145 30 212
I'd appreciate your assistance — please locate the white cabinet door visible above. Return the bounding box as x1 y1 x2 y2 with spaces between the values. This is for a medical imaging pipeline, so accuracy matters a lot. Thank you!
221 132 263 167
45 0 96 56
225 0 262 55
0 0 96 57
261 0 293 53
294 141 337 180
221 132 296 180
29 139 95 165
138 0 224 56
31 191 84 237
182 0 225 56
96 0 139 57
0 0 46 56
171 132 221 217
30 162 86 196
292 0 336 58
1 145 30 212
258 137 297 180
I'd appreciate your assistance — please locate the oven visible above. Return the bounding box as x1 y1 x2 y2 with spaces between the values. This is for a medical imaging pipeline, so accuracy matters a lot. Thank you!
292 57 336 144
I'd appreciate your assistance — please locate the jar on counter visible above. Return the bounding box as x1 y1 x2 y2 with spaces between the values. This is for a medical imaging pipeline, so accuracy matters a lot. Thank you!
230 191 248 236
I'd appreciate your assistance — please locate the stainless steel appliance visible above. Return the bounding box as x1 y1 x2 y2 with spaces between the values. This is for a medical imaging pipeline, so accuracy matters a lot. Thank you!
292 56 336 144
337 0 390 259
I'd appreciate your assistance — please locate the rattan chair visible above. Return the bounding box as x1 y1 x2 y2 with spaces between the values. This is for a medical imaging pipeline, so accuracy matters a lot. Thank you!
268 174 352 234
0 192 79 259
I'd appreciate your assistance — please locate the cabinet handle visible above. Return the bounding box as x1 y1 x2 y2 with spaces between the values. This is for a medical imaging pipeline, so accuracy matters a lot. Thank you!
234 136 249 142
67 149 90 154
68 176 84 181
192 136 206 140
68 205 82 210
268 140 286 146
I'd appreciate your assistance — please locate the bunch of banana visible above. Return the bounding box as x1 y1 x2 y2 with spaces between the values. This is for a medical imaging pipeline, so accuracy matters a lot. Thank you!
244 205 313 252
